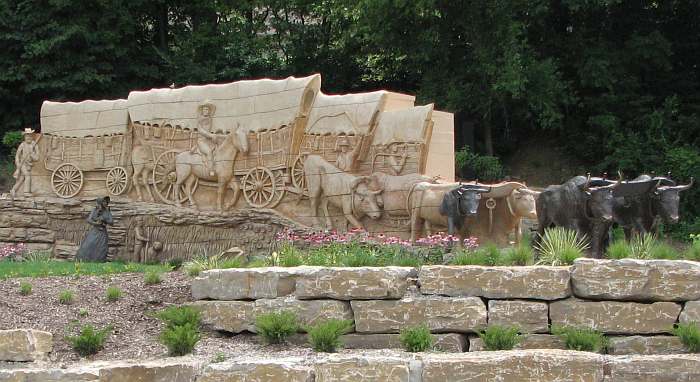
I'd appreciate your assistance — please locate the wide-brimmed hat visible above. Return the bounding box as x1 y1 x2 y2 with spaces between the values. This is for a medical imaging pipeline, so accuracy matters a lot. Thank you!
336 136 351 149
197 101 216 115
22 128 35 136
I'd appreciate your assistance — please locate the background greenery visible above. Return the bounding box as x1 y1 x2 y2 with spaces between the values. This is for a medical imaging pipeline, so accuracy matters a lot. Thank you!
0 0 698 237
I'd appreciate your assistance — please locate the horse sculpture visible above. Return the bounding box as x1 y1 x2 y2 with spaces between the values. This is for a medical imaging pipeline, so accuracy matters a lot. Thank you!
173 124 249 211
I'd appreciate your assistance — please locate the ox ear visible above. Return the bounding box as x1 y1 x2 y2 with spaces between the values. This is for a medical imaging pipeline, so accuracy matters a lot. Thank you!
376 194 384 208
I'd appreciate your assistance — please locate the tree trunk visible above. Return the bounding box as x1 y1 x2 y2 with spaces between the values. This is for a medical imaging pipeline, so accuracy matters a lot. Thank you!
483 120 494 156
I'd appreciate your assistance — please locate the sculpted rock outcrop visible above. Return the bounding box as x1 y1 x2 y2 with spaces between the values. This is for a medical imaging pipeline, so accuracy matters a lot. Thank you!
295 267 416 300
419 265 571 300
572 258 700 301
549 298 681 334
351 296 486 333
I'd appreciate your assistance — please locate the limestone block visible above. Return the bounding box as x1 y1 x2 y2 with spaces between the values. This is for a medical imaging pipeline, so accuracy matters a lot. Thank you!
193 297 353 333
607 336 687 355
0 329 53 362
98 360 199 382
549 298 681 334
0 228 54 243
469 334 566 351
198 358 313 382
421 350 605 382
295 267 416 300
0 212 47 228
314 356 410 382
351 296 486 333
680 300 700 323
419 265 571 300
607 354 700 381
192 267 313 300
487 300 549 333
571 258 700 301
285 333 467 352
0 368 99 381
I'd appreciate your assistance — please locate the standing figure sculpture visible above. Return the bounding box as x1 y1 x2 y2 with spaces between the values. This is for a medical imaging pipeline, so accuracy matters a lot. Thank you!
76 197 114 262
335 136 362 172
10 128 39 199
193 101 221 177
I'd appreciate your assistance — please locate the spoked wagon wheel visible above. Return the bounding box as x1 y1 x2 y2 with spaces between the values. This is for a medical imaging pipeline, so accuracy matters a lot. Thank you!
267 169 287 209
51 163 83 198
106 166 128 196
291 154 306 192
152 149 188 205
242 166 278 208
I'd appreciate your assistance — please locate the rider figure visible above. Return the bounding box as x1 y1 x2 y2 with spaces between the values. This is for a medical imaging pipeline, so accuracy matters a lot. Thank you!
194 101 219 176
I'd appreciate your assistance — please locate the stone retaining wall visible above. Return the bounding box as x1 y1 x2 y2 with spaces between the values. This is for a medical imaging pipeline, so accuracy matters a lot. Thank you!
192 258 700 354
2 351 700 381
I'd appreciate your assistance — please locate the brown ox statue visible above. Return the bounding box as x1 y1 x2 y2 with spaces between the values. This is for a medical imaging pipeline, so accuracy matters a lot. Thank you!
469 183 540 246
366 172 436 218
303 155 383 231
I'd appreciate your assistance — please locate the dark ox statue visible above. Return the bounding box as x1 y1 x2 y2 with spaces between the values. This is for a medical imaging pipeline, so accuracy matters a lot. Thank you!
613 175 693 239
439 184 491 237
535 175 619 258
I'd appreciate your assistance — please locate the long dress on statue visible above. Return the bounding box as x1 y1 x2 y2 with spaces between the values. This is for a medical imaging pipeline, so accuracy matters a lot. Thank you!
75 201 113 262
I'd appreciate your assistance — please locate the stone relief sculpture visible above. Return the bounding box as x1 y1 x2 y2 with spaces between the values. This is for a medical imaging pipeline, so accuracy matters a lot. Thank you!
10 128 39 199
76 197 113 262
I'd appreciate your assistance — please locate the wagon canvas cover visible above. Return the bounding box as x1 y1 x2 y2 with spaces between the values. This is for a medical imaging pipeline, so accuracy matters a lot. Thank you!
40 99 129 137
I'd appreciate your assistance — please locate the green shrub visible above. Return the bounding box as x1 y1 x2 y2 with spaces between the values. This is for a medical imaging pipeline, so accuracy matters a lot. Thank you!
2 131 22 149
478 325 521 350
67 325 111 356
535 227 589 265
451 245 502 266
685 240 700 261
306 319 353 353
275 244 304 267
454 146 504 181
19 281 32 295
628 233 657 259
255 311 299 344
400 324 434 352
341 248 379 267
211 352 227 363
503 242 534 266
156 306 202 329
672 322 700 353
605 240 631 259
78 308 89 317
58 289 75 305
144 271 162 285
552 325 607 352
105 286 122 302
168 258 184 269
159 323 200 356
649 243 680 260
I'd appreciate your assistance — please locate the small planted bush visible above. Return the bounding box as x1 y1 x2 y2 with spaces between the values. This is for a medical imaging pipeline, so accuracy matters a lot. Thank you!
19 281 32 295
685 240 700 261
105 286 122 302
341 248 379 267
478 325 521 351
503 241 534 266
58 289 75 305
144 271 162 285
628 233 657 259
649 243 680 260
606 240 631 259
535 227 589 266
672 322 700 353
255 311 299 344
552 325 607 353
160 323 200 356
400 324 434 352
306 319 353 353
156 306 202 328
67 324 111 356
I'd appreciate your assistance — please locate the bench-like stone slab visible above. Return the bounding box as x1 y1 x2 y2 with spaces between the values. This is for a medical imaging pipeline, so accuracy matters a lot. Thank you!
469 334 566 351
419 265 571 300
99 360 199 382
192 298 352 333
192 267 313 300
571 258 700 301
295 267 416 300
607 354 700 381
607 336 687 355
314 356 410 382
0 329 53 362
198 358 313 382
487 300 549 333
680 300 700 323
421 350 605 382
351 296 486 334
549 298 681 334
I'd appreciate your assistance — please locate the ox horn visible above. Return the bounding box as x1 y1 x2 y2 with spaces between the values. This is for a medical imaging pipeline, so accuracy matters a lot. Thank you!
350 176 370 191
675 177 694 191
518 187 541 196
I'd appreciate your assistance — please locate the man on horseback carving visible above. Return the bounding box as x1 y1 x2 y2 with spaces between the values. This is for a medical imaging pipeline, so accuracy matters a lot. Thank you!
193 101 221 176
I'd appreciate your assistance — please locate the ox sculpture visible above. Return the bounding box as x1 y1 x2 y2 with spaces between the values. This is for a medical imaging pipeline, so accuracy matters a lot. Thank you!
407 182 490 245
536 175 619 258
469 182 540 246
366 172 437 218
303 155 383 231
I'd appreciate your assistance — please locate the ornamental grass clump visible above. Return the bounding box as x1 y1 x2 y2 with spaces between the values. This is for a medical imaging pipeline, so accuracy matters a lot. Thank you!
605 240 631 259
478 325 521 350
105 286 122 302
144 270 162 285
156 306 202 356
67 324 111 356
58 289 75 305
502 239 535 266
535 227 589 266
306 319 353 353
628 233 657 259
400 324 434 352
552 325 607 353
672 322 700 353
19 281 32 295
255 311 299 344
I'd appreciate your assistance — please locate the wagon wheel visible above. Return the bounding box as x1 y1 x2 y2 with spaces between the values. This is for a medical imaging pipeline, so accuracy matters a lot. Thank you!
266 169 287 209
151 149 188 205
291 154 306 192
242 166 277 208
106 166 128 196
51 163 83 198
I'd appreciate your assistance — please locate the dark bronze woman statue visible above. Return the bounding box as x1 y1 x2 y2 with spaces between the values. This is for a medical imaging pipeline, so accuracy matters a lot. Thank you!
76 196 114 262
